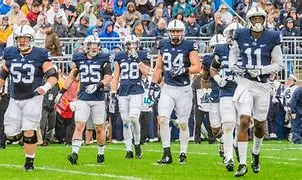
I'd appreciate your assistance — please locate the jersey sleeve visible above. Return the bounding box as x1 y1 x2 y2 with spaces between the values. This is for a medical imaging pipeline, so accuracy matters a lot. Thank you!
72 52 81 68
138 51 151 64
113 52 122 64
202 55 212 71
40 48 52 62
272 31 281 46
187 40 199 52
157 39 164 55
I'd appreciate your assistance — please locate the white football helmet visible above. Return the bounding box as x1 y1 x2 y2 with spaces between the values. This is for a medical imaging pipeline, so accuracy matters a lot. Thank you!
13 25 35 53
246 6 267 32
167 19 185 45
223 22 243 44
123 34 140 53
83 35 100 57
209 34 226 47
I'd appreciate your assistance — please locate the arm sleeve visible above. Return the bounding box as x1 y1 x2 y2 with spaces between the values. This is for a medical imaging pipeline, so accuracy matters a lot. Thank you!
228 40 240 69
261 45 283 75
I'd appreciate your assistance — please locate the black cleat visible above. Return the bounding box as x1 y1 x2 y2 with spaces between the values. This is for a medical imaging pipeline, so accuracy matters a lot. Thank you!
157 155 173 165
219 142 224 158
125 151 134 159
24 157 34 171
234 164 248 177
67 152 78 165
225 159 234 172
97 154 104 164
234 146 240 163
179 153 187 164
134 145 142 159
251 153 261 173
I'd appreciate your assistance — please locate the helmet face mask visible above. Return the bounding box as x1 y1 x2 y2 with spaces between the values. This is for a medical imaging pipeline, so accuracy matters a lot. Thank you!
83 35 100 57
13 25 35 53
124 35 140 54
15 36 32 53
246 6 267 33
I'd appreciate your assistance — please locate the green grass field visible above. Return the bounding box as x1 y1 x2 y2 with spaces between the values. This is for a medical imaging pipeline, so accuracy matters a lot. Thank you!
0 141 301 179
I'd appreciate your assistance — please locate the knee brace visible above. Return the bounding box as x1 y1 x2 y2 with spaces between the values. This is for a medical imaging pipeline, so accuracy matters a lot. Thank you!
129 117 138 123
23 131 38 144
159 116 169 125
6 133 23 142
178 119 188 131
222 122 236 134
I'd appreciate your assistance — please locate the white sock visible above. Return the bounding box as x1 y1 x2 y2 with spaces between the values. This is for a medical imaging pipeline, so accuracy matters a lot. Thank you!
131 119 141 145
222 123 235 161
160 117 171 148
72 139 82 154
25 154 35 158
98 145 105 155
179 126 189 154
123 122 133 151
252 135 263 155
238 142 248 165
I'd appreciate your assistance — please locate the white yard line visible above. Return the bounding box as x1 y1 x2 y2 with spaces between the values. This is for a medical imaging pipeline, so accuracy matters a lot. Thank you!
0 164 141 180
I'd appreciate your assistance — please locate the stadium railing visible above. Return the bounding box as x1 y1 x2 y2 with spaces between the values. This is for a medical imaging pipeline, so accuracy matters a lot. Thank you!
38 36 302 82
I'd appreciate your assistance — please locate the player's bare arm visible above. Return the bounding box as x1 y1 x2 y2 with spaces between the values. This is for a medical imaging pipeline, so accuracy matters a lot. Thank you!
62 63 79 90
188 50 202 74
151 53 163 84
0 61 9 89
35 61 59 95
111 62 120 93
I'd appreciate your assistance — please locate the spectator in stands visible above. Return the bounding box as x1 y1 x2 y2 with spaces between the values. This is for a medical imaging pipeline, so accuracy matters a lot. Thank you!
174 10 184 22
5 18 30 47
200 11 226 36
113 15 130 40
53 14 69 37
87 16 104 35
266 13 278 31
33 14 46 32
35 25 47 47
141 14 154 35
71 15 89 37
219 4 232 25
100 3 115 22
123 1 141 28
281 18 301 54
195 4 213 27
152 7 167 25
135 0 154 16
265 1 274 14
41 0 51 14
132 20 149 38
46 0 68 26
26 1 41 27
288 8 300 28
45 22 62 56
0 15 12 56
155 0 170 22
75 1 97 26
0 0 13 15
279 0 293 25
113 0 126 16
236 0 252 19
21 0 33 16
172 0 194 18
150 18 167 37
76 0 98 17
150 35 162 55
185 13 200 37
100 21 120 51
7 2 25 26
60 0 77 28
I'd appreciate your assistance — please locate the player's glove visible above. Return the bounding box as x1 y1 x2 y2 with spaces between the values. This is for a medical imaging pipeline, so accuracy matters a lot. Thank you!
148 82 156 101
55 88 67 104
85 82 104 94
213 74 227 87
247 68 262 78
109 92 117 113
231 65 246 76
169 67 189 78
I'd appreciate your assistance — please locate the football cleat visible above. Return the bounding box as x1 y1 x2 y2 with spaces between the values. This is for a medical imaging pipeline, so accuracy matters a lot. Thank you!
234 164 248 177
157 155 173 165
125 151 134 159
225 159 234 172
219 142 224 158
179 153 187 164
24 157 34 171
67 152 78 165
97 154 104 164
134 145 142 159
251 153 261 173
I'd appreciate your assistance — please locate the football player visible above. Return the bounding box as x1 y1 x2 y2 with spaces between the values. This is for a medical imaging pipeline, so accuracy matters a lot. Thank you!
0 25 58 171
149 19 201 164
210 23 242 172
229 7 283 177
202 34 226 160
55 35 112 165
111 35 151 159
